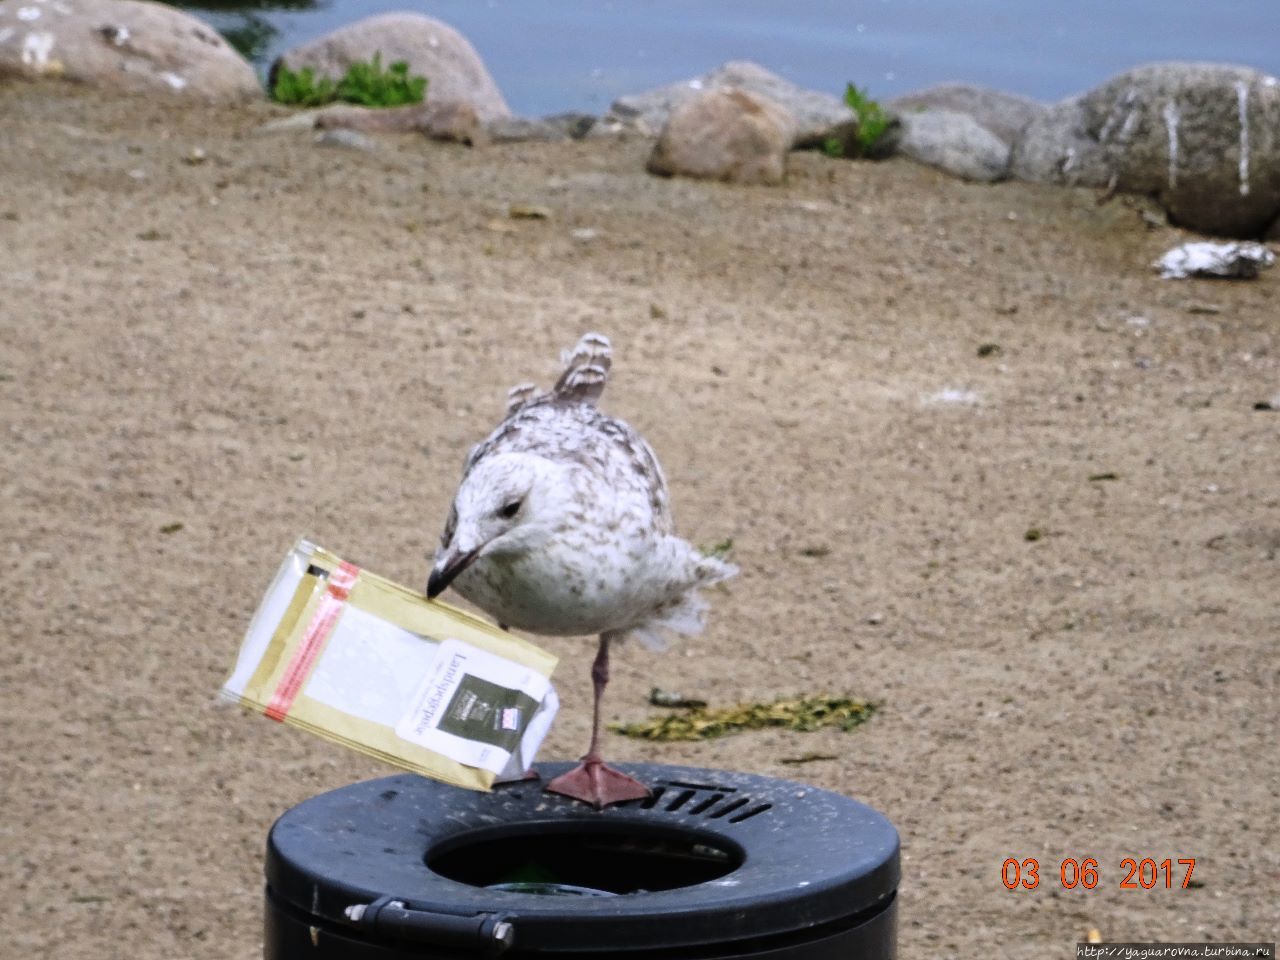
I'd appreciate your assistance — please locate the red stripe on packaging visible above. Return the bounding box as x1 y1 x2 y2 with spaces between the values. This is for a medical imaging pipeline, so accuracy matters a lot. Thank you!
265 561 360 722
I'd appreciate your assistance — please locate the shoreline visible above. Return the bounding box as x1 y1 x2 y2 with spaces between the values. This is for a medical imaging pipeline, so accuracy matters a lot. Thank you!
188 2 1280 118
5 4 1280 236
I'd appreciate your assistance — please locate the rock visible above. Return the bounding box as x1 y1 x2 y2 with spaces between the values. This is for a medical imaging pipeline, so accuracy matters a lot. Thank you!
1012 62 1280 236
543 112 597 140
484 117 570 143
314 102 436 133
416 101 485 145
0 0 260 102
611 60 853 146
315 101 484 145
646 87 795 186
485 117 566 143
273 13 510 123
1090 63 1280 236
896 109 1010 182
1010 97 1114 185
889 83 1045 146
583 116 632 140
255 111 324 135
314 128 377 152
486 112 597 142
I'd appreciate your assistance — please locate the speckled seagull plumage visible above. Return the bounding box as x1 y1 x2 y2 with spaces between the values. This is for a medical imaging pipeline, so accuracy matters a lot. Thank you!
431 332 736 647
427 333 737 806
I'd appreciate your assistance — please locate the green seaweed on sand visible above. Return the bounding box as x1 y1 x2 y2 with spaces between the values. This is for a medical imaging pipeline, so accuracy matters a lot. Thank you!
611 695 876 742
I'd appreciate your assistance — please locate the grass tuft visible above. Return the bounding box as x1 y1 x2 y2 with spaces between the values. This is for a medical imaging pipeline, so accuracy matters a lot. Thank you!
272 53 427 108
824 83 894 158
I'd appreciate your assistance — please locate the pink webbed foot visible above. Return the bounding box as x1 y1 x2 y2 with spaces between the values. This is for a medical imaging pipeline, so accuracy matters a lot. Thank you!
544 756 652 808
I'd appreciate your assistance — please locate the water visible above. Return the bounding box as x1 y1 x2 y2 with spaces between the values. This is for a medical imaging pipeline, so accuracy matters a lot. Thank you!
172 1 1280 116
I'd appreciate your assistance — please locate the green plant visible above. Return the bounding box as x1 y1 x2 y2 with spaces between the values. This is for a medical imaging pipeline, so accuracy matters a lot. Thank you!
703 537 735 559
271 64 337 106
336 53 427 107
272 53 427 108
842 83 892 157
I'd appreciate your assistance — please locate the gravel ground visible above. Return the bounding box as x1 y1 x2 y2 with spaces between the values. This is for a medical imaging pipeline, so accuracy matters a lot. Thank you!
2 82 1277 958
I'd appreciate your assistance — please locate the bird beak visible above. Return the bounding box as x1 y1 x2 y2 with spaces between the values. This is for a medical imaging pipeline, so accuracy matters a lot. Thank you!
427 547 480 599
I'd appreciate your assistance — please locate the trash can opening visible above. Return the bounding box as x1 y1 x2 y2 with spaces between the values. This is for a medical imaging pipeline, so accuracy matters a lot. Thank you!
428 823 744 896
265 768 899 958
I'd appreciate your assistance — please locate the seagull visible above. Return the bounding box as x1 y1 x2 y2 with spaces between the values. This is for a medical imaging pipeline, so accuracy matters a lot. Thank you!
427 333 737 807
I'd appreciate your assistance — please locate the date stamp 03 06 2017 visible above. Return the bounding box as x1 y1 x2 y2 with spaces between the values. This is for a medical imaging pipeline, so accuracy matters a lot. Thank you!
1001 857 1198 891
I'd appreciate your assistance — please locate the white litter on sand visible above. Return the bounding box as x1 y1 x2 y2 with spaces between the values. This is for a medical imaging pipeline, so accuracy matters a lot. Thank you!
1154 241 1275 280
925 387 981 406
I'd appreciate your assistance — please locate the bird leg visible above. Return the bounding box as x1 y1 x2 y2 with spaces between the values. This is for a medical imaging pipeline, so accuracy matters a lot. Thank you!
545 634 651 808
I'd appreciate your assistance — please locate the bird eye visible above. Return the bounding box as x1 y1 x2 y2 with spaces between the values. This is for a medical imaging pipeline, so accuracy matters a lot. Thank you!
498 499 522 520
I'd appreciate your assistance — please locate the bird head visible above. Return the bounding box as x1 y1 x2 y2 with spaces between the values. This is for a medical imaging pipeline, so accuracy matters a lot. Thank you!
427 452 560 599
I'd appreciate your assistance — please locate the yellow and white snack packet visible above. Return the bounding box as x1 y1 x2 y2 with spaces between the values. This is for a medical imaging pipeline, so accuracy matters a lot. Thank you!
222 539 559 791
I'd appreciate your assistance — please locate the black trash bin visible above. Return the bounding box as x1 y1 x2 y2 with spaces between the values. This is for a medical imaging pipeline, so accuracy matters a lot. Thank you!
264 762 899 959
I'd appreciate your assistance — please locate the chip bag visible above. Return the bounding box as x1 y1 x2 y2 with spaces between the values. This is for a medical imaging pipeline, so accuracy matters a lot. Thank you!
222 539 559 790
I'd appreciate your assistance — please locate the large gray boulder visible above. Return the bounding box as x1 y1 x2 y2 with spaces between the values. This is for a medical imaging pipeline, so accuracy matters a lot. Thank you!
889 82 1044 146
646 87 795 186
896 109 1011 182
314 101 485 145
1009 97 1113 185
0 0 260 102
483 113 596 143
273 13 511 123
611 60 856 148
1012 62 1280 237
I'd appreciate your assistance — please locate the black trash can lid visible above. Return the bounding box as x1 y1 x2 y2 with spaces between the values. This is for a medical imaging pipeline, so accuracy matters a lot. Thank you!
266 762 899 953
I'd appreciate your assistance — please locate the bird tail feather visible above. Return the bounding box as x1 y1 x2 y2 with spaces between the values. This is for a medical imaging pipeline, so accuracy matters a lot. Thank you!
627 549 738 651
553 332 612 406
505 382 539 416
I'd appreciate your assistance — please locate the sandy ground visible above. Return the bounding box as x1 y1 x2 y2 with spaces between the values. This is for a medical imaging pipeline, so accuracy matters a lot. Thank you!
2 82 1277 958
